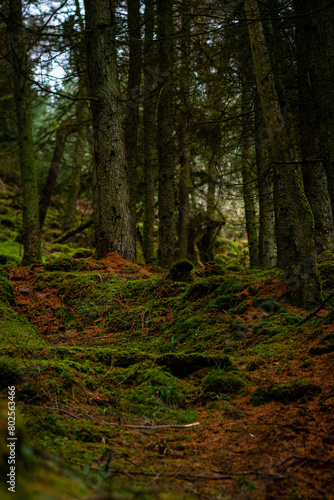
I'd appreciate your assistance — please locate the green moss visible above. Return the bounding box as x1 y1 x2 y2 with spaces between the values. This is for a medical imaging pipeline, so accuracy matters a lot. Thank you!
166 259 194 282
201 370 245 398
0 240 22 263
0 271 14 304
252 297 281 314
44 257 97 272
250 379 321 407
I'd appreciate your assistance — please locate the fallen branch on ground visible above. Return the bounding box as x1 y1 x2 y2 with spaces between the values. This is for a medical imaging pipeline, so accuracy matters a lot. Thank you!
44 405 200 429
52 218 93 244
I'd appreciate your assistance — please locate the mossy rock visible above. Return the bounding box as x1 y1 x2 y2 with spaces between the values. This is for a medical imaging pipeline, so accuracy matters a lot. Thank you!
166 259 194 282
157 353 236 377
44 257 101 272
183 276 223 301
250 379 321 407
201 371 245 398
72 248 94 259
252 297 281 314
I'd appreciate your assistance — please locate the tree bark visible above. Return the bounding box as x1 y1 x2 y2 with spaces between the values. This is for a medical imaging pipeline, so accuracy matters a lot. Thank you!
177 0 191 259
124 0 142 221
293 0 334 251
39 121 77 229
142 0 157 264
245 0 322 307
8 0 41 265
157 0 176 268
84 0 136 260
241 80 259 267
62 4 90 232
255 94 275 268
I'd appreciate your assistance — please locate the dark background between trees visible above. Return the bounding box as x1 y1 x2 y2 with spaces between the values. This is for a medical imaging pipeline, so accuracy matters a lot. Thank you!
1 0 334 308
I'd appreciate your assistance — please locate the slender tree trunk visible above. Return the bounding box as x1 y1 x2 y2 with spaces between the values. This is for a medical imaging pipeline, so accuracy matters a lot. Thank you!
84 0 135 260
177 0 191 259
62 109 88 231
142 0 157 264
63 4 90 232
8 0 41 265
39 121 77 229
241 80 259 267
245 0 322 307
293 0 334 251
124 0 142 221
255 94 275 268
157 0 176 268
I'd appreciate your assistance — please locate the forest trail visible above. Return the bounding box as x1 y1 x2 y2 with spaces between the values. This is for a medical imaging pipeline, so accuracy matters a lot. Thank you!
3 256 334 499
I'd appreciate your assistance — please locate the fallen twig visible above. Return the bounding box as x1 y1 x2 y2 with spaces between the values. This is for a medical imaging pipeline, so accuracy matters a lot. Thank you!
299 293 334 325
44 405 200 429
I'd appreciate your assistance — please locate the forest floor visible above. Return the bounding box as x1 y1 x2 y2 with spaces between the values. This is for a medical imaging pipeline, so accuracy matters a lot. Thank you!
1 249 334 499
0 183 334 499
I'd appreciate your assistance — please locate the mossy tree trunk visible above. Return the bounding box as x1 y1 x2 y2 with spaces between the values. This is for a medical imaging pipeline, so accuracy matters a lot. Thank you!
142 0 157 264
124 0 142 222
294 0 334 251
8 0 41 265
245 0 322 307
157 0 176 268
84 0 135 260
255 94 275 268
177 0 191 259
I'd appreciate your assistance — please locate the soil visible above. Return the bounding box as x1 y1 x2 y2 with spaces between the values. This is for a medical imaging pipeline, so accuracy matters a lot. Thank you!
7 254 334 499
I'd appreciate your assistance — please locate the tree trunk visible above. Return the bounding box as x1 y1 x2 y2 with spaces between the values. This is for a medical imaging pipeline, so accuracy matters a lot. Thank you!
8 0 41 265
245 0 322 307
157 0 176 268
241 80 259 267
255 94 275 268
62 4 90 232
142 0 157 264
177 0 191 259
84 0 136 260
124 0 142 222
293 0 334 252
39 121 77 229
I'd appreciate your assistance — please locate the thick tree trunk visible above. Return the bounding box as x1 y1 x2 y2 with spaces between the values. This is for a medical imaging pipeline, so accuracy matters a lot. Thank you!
157 0 176 268
8 0 41 265
293 0 334 251
245 0 322 307
84 0 135 260
255 95 275 268
124 0 142 221
142 0 157 264
177 0 191 259
39 121 77 229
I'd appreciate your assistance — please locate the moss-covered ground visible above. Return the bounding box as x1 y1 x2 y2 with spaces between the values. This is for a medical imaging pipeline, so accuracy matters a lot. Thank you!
1 186 334 499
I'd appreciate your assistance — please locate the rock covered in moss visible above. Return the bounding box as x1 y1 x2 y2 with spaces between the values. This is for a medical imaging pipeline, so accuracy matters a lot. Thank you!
166 259 194 282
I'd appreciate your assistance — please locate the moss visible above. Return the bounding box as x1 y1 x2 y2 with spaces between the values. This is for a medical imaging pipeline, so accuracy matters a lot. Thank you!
319 261 334 291
201 370 245 398
0 271 14 304
250 379 321 407
44 257 97 272
183 276 223 301
252 297 281 314
166 259 194 282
